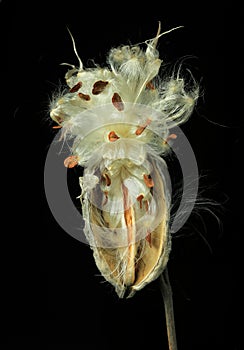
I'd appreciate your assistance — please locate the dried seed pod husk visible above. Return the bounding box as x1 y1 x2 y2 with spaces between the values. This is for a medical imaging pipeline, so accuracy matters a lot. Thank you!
80 147 171 298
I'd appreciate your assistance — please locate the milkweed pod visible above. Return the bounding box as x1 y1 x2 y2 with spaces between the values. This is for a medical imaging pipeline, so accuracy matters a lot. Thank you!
80 151 171 298
49 22 199 299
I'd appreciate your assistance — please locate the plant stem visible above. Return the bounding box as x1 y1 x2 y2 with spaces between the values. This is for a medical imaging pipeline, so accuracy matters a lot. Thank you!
159 267 178 350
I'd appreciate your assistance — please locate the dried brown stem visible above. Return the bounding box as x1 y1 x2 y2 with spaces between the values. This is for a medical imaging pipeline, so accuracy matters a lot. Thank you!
159 267 178 350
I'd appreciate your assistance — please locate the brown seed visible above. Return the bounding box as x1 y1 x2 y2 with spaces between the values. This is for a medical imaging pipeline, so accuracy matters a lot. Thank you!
163 133 177 144
136 194 144 209
108 131 120 142
112 92 124 111
121 183 136 285
135 125 147 136
146 81 155 90
145 231 152 247
64 155 78 168
52 125 62 129
135 118 151 135
144 200 149 212
78 92 91 101
143 174 154 188
122 183 135 246
69 81 82 93
92 80 109 95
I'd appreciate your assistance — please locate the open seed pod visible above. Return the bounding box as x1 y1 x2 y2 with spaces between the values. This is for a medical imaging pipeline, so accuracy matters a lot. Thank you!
80 142 172 298
49 23 198 299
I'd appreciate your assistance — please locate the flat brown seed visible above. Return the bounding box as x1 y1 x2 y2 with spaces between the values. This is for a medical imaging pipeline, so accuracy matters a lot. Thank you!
135 118 151 135
135 125 147 136
145 231 152 247
108 131 120 142
143 174 154 188
136 194 144 209
112 92 124 111
78 92 91 101
52 125 62 129
146 81 155 90
69 81 82 93
64 155 78 168
163 133 177 144
92 80 109 95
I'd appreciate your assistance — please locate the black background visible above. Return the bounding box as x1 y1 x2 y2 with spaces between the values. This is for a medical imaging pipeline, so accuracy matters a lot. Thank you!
6 1 241 348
